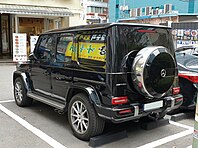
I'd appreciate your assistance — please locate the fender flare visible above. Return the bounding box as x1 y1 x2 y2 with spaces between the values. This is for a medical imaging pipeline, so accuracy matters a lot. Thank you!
66 84 102 106
13 71 32 92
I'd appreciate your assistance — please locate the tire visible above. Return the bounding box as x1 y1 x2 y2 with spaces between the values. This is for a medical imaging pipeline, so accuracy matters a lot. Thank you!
179 77 196 107
14 77 33 107
68 93 105 140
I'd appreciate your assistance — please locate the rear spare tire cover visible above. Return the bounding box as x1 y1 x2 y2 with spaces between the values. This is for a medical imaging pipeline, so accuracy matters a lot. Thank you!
132 46 176 98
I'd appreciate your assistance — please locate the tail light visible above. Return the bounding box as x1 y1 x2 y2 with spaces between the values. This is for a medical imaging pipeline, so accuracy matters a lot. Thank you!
137 30 157 33
179 73 198 83
172 87 180 95
112 96 128 105
119 109 132 115
175 98 183 103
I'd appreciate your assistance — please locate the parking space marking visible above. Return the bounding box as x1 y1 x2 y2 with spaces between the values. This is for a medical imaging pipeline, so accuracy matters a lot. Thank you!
0 100 15 103
137 120 194 148
0 100 194 148
137 129 193 148
0 104 67 148
169 120 194 130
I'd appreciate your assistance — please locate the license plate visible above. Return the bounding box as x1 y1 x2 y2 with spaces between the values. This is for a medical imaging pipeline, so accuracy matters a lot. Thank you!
144 100 163 111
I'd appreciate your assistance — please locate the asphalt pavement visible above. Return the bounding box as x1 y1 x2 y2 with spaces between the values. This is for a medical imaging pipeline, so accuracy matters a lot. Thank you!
0 65 195 148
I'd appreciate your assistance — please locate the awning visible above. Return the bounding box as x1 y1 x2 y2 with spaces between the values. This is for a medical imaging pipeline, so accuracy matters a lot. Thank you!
0 4 73 17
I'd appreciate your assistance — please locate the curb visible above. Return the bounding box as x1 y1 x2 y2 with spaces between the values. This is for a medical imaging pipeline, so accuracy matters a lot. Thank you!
0 60 16 65
0 62 16 66
89 130 127 147
170 112 194 122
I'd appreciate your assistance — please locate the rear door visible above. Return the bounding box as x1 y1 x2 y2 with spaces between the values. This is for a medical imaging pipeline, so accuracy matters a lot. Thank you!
51 33 74 101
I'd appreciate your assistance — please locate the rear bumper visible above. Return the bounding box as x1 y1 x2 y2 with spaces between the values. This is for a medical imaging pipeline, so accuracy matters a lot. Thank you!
95 94 183 123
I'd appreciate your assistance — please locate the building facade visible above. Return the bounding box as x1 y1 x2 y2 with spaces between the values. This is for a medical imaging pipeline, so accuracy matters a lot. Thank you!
0 0 85 59
109 0 198 23
81 0 108 24
109 0 198 47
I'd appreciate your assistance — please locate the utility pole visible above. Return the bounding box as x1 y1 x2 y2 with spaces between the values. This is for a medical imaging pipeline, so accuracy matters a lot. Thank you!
193 93 198 147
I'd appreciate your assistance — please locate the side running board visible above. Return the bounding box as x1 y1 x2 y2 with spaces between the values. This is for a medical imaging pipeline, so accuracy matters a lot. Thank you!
27 92 65 110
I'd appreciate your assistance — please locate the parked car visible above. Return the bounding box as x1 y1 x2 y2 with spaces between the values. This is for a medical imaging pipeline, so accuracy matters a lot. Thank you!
13 23 183 140
175 45 198 110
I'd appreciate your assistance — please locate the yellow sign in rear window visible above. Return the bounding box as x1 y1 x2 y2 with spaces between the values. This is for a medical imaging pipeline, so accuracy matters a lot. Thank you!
65 41 106 62
78 42 106 62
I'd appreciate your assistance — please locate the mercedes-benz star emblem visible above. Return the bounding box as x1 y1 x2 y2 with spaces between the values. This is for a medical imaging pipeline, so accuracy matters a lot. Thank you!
161 69 166 77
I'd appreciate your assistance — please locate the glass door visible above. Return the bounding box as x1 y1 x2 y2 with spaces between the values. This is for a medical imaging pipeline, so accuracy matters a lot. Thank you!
1 15 10 55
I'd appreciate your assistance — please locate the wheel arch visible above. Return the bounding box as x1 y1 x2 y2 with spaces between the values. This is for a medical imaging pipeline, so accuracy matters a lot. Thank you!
13 71 32 92
66 84 102 108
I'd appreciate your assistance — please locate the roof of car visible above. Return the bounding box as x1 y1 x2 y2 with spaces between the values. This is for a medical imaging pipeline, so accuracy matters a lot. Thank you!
43 22 171 34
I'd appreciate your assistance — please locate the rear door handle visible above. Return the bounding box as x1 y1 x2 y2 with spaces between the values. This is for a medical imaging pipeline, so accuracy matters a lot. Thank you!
55 76 72 81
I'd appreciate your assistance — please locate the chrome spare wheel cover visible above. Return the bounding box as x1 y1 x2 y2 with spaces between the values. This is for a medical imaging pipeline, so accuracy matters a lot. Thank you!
70 101 89 134
15 81 23 102
131 46 176 98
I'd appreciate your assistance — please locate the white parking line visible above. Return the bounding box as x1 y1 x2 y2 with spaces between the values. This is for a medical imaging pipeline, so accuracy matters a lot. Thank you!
0 100 15 103
137 129 193 148
0 104 67 148
137 120 194 148
169 120 194 130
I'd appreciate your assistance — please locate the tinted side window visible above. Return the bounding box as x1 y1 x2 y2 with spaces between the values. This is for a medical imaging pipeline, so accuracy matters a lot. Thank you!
35 35 55 60
77 31 107 71
56 34 73 64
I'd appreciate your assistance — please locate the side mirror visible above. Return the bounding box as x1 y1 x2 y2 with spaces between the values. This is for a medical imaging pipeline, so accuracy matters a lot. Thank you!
29 53 37 61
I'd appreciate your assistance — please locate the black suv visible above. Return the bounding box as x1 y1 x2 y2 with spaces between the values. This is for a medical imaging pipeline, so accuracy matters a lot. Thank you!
13 23 183 140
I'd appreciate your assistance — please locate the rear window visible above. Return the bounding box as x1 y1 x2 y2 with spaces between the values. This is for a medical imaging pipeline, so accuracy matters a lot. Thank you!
117 26 173 53
115 26 174 70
